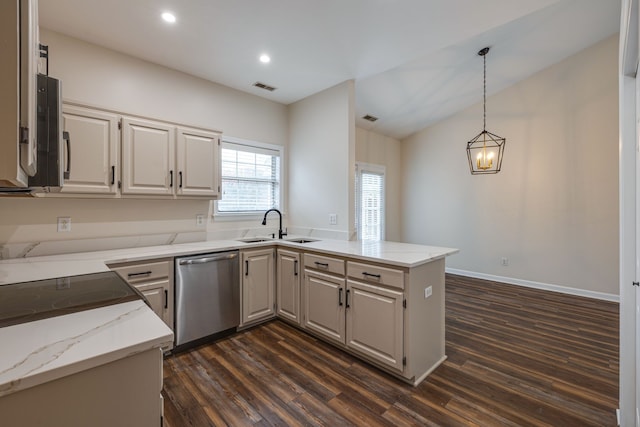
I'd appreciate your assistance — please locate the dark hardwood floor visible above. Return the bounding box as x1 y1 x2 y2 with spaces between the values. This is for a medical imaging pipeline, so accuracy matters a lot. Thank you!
162 274 619 426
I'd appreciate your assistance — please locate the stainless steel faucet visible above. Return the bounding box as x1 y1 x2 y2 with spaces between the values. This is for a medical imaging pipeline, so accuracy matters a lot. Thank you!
262 208 287 239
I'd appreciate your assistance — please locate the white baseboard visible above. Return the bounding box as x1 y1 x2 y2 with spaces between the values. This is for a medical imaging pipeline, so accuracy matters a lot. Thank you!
446 268 619 303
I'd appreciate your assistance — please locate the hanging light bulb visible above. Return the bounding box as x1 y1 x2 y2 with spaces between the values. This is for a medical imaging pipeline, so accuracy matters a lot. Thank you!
466 47 506 175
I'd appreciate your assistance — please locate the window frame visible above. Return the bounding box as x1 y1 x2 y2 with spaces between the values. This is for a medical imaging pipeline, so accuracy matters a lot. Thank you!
355 162 386 241
214 136 285 220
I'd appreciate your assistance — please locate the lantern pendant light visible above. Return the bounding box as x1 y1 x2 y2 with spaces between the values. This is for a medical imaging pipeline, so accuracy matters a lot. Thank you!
466 47 505 175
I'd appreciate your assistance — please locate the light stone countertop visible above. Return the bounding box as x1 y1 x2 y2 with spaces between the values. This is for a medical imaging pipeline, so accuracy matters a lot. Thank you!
0 300 173 397
0 238 458 286
0 237 458 398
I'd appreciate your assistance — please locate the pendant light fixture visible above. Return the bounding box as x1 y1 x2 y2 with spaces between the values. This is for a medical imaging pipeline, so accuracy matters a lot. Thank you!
466 47 505 175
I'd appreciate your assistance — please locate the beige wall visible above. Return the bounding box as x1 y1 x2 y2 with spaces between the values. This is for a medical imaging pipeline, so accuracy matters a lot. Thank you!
0 29 289 251
288 81 355 240
355 127 402 242
401 35 619 296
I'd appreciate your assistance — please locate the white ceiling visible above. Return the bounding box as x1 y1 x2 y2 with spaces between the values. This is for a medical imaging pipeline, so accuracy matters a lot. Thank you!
39 0 620 140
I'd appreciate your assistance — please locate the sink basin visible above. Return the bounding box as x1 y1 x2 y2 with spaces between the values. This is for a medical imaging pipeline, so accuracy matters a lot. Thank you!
285 238 319 244
236 237 273 243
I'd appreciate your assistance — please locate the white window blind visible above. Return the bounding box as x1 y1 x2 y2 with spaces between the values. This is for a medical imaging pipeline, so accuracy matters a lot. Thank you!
217 140 281 214
356 163 385 241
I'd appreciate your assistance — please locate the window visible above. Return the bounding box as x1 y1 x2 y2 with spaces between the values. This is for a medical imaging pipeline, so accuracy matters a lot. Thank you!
216 138 282 215
356 163 385 241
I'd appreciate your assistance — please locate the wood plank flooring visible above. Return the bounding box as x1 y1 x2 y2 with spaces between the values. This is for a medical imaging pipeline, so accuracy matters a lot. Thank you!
162 274 619 426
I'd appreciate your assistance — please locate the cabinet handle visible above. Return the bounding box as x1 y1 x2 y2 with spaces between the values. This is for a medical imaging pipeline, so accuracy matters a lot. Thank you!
314 261 329 269
127 271 152 278
178 253 238 265
169 170 173 188
294 260 298 276
362 272 381 280
63 131 71 180
179 171 183 188
338 288 343 306
245 260 249 276
345 289 351 308
164 289 168 309
110 165 115 185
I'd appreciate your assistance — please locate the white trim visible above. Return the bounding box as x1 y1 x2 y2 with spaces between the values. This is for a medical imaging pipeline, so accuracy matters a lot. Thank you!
446 268 619 303
221 135 283 153
412 355 447 387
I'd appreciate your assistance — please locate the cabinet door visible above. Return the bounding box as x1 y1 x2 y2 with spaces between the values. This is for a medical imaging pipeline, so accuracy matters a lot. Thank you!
176 127 220 198
61 105 119 194
346 280 404 371
121 117 175 195
241 248 275 325
276 249 300 324
134 279 170 328
303 270 345 345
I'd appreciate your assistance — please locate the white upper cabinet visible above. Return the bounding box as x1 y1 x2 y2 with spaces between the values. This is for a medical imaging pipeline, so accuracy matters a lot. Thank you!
47 105 221 199
121 117 175 196
176 127 220 198
61 104 119 194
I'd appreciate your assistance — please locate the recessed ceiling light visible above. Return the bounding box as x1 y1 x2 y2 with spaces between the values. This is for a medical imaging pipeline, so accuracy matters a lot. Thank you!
161 12 176 23
259 54 271 64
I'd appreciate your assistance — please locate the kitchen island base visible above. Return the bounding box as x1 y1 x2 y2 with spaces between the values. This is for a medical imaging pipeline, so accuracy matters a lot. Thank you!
0 348 163 427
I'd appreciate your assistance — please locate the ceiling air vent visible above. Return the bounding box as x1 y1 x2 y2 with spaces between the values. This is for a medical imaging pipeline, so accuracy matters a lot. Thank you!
362 114 378 122
253 82 277 92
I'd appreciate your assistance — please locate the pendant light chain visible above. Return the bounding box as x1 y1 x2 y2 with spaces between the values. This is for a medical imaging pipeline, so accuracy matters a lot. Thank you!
483 51 487 132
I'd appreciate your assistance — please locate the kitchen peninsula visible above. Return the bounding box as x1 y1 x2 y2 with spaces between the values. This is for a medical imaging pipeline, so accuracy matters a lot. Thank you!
0 237 457 425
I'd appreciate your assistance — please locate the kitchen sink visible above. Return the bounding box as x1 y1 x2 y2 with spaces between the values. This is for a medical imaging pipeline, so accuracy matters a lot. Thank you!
285 238 319 244
236 237 274 243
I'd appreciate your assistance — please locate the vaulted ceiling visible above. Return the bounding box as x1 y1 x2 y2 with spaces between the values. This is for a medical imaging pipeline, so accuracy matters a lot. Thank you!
39 0 620 139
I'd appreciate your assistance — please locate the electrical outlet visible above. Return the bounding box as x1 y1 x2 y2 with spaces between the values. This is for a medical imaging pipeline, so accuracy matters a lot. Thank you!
501 257 509 266
329 213 337 225
56 277 71 290
196 214 205 227
57 217 71 232
424 286 433 298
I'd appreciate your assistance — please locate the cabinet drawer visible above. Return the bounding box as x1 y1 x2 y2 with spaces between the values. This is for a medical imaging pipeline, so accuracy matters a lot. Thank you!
347 261 404 290
304 253 344 276
110 260 170 284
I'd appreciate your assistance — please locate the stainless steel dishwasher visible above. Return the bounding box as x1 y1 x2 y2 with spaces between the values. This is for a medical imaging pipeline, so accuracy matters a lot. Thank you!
174 250 239 347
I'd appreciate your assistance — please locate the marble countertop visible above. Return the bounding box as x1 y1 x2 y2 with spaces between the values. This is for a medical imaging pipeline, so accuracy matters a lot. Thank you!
0 237 457 398
0 238 458 286
0 300 173 397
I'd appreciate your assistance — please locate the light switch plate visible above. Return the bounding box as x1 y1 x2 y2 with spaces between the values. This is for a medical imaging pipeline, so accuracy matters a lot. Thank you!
424 286 433 298
57 217 71 232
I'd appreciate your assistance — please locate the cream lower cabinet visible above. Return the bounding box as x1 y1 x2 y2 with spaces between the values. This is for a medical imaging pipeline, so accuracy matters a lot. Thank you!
345 279 404 372
109 258 174 332
300 252 408 374
241 248 275 326
276 249 301 325
303 269 345 345
0 348 164 427
61 104 119 194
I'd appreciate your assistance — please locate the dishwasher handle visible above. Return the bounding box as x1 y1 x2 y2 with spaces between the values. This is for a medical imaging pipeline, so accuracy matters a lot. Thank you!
178 253 238 265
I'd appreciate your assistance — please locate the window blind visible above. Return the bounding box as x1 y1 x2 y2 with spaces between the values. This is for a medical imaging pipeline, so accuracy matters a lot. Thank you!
356 164 385 241
218 141 281 213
